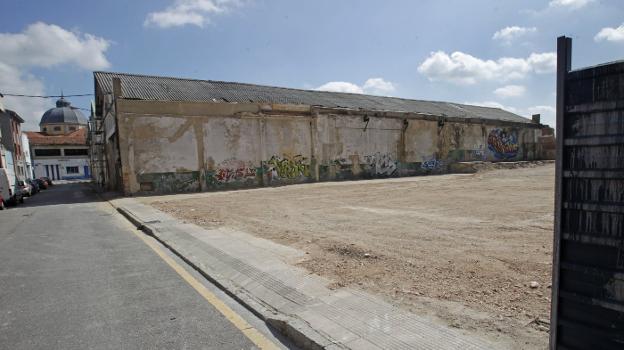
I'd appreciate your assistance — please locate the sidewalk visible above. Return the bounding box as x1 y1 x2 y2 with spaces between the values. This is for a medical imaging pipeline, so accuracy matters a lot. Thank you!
111 197 498 349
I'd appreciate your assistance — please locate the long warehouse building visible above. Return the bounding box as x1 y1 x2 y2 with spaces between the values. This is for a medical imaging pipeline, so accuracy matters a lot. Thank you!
90 71 555 195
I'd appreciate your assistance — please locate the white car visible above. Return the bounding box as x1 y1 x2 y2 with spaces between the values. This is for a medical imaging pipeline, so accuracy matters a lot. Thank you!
17 180 32 197
0 168 24 205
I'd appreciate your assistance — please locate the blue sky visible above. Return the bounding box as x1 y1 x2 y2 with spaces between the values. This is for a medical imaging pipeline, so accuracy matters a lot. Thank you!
1 0 623 130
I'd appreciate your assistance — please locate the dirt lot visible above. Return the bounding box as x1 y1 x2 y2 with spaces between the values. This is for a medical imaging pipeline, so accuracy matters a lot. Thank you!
146 163 555 349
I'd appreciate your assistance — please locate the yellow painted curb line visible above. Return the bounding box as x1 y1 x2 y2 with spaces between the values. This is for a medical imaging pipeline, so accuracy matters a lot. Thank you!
129 227 280 350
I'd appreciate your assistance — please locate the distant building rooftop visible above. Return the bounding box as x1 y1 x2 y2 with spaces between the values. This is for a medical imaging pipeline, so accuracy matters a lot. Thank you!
40 97 88 126
25 128 87 146
94 71 534 124
0 109 25 123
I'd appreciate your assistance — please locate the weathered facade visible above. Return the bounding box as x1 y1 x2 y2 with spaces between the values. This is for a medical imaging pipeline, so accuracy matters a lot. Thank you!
550 37 624 350
0 109 26 181
92 72 555 195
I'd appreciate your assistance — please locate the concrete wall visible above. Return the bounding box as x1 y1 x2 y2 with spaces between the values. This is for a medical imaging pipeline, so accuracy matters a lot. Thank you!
32 157 90 180
113 100 553 194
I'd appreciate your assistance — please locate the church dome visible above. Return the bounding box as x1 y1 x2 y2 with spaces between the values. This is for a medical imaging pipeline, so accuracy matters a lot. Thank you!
39 97 88 126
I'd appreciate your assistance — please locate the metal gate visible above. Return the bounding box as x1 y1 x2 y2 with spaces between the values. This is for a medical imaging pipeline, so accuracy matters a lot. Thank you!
550 36 624 349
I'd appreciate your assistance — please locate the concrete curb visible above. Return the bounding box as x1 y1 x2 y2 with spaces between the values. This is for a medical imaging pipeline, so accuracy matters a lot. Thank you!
114 205 331 350
111 198 498 350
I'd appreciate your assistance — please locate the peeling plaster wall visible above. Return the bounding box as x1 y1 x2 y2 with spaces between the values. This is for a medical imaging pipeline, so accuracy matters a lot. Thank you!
114 100 552 194
123 115 200 193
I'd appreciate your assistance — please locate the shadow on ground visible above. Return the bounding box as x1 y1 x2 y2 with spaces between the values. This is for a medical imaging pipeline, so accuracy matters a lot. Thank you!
17 182 104 208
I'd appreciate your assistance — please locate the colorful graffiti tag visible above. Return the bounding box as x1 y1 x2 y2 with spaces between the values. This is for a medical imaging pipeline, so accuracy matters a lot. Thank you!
265 155 310 179
420 156 444 170
364 152 397 176
487 128 519 160
214 159 257 183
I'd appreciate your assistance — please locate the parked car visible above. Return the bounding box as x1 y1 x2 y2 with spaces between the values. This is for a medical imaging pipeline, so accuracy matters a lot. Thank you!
41 177 53 186
17 180 32 197
35 178 48 190
29 179 40 194
0 168 23 205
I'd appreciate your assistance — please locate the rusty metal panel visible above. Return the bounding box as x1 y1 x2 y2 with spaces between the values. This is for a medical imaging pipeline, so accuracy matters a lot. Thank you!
551 37 624 350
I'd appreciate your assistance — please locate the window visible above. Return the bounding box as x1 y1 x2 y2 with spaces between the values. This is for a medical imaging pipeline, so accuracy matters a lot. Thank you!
43 127 47 132
69 126 76 131
64 148 88 156
34 149 61 156
54 126 61 131
66 166 79 174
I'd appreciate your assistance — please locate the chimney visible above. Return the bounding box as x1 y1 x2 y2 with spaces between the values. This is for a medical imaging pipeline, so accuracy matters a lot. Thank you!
532 114 541 124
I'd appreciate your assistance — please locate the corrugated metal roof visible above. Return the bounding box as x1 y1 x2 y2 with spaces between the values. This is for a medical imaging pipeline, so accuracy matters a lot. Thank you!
94 71 534 124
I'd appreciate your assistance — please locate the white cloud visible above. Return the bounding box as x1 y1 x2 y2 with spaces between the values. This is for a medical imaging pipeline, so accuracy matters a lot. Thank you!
493 26 537 43
0 22 110 70
0 23 111 130
0 63 48 130
316 78 396 95
527 52 557 73
595 23 624 43
549 0 594 10
362 78 396 94
466 101 519 114
527 105 556 116
417 51 556 85
316 81 364 94
145 0 240 28
494 85 526 98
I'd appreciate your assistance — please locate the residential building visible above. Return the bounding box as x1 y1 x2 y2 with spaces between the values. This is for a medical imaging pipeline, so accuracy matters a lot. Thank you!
0 109 26 181
0 118 5 171
0 97 5 173
21 133 33 179
25 97 90 180
92 71 555 195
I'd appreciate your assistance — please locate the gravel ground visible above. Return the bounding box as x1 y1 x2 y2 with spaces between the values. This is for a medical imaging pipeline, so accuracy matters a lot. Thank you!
145 163 555 349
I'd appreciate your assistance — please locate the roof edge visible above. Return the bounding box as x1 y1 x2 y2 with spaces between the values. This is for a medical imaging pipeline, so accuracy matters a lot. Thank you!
93 71 527 118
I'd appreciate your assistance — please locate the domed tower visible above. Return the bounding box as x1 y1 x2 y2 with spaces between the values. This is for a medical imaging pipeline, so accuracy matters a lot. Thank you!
40 97 88 135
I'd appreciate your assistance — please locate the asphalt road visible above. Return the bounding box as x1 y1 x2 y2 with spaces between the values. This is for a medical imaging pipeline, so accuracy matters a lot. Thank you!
0 183 292 350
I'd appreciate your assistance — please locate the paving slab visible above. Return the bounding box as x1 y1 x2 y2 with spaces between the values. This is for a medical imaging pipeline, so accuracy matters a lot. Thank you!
111 197 500 349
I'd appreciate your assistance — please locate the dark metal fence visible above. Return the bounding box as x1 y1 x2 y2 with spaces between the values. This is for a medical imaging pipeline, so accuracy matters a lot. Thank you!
551 36 624 349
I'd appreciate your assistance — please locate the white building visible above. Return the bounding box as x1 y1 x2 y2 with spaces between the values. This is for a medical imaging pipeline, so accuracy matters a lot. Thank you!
21 133 33 179
25 97 90 180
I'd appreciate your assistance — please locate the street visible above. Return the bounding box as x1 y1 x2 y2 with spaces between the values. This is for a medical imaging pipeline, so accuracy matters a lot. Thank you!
0 183 290 350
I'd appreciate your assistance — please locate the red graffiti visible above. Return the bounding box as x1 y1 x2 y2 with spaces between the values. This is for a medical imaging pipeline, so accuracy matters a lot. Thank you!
215 159 257 183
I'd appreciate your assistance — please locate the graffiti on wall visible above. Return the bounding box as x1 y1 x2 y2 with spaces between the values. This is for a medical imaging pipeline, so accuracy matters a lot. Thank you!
265 155 310 180
487 128 519 160
364 153 397 176
471 145 487 161
214 158 257 183
421 155 444 170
